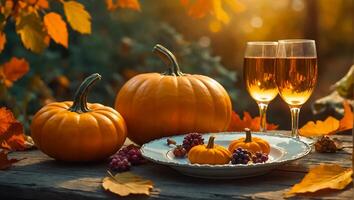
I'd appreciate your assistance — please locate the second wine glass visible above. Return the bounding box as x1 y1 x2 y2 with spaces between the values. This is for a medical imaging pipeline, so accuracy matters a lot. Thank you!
244 42 278 132
276 39 318 139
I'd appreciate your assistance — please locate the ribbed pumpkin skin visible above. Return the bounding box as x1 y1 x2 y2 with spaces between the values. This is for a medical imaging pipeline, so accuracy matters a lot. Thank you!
31 101 127 162
228 138 270 154
188 137 231 165
115 73 232 145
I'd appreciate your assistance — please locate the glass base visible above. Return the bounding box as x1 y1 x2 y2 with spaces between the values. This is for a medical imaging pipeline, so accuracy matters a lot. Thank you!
298 136 315 145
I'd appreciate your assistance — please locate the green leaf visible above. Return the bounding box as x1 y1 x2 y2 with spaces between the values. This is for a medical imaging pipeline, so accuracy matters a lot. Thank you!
15 12 48 53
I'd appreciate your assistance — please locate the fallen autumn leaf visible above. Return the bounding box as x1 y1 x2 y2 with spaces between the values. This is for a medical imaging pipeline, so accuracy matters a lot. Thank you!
285 164 353 197
102 171 154 196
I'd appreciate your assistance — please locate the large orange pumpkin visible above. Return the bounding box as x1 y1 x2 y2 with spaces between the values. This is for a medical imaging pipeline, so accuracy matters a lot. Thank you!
31 73 127 161
115 44 232 145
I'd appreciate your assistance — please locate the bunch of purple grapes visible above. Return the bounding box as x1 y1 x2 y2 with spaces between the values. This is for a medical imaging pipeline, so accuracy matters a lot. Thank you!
182 133 204 151
109 144 146 172
251 152 268 164
231 148 251 164
109 155 131 172
231 148 269 165
167 133 204 158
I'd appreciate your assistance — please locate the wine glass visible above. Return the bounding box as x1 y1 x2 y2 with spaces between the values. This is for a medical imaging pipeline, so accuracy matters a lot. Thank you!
275 39 318 139
244 42 278 132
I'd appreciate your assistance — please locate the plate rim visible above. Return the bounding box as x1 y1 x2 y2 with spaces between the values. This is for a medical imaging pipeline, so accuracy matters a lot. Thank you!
141 131 312 169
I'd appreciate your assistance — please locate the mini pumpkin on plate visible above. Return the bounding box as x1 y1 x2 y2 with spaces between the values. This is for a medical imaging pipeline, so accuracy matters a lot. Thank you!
31 73 127 162
228 128 270 154
188 136 231 165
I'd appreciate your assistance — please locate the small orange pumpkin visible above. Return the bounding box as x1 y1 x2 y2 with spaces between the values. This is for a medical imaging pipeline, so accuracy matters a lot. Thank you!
115 44 232 145
188 136 231 165
31 73 127 162
228 128 270 154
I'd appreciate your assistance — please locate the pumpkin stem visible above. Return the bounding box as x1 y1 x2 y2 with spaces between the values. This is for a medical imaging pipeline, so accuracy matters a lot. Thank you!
206 136 215 149
244 128 252 143
69 73 101 113
153 44 183 76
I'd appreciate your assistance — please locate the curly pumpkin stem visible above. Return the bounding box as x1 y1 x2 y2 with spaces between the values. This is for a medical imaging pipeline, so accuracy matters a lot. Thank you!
244 128 252 143
69 73 101 113
153 44 183 76
206 136 215 149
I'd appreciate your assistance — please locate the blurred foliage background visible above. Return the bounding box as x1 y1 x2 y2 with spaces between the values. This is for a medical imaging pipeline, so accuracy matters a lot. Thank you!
0 0 353 131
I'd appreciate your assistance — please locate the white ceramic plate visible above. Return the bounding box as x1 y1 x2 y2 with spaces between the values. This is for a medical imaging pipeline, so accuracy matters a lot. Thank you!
141 132 311 179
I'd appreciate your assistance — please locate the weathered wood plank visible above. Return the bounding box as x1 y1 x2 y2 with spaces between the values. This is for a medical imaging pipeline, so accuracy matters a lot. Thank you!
0 134 352 200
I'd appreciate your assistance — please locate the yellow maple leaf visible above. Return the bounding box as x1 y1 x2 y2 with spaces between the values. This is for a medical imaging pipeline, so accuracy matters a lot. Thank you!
102 171 154 196
299 117 340 137
63 1 91 34
15 12 48 53
285 164 353 197
44 12 68 48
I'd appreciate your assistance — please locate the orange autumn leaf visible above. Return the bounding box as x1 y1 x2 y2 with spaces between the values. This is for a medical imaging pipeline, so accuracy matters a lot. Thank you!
183 0 213 19
299 117 340 137
37 0 49 9
106 0 141 11
338 101 353 131
0 32 6 52
0 150 23 170
227 111 278 132
44 12 68 48
26 0 49 9
181 0 243 24
0 57 30 87
300 101 353 137
0 107 27 151
1 122 27 151
285 164 353 197
0 107 16 134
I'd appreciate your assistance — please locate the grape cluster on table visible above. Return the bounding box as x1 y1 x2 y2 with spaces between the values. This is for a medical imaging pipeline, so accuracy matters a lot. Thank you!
109 144 146 172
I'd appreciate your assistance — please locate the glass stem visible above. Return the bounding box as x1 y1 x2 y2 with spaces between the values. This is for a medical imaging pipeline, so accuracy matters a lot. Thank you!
290 107 301 139
258 102 268 132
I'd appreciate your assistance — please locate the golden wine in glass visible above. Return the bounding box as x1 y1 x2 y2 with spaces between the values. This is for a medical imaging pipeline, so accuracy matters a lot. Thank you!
276 39 318 139
244 42 278 132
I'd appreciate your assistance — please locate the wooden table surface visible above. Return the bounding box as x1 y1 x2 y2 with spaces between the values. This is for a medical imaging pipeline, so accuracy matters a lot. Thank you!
0 132 353 200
